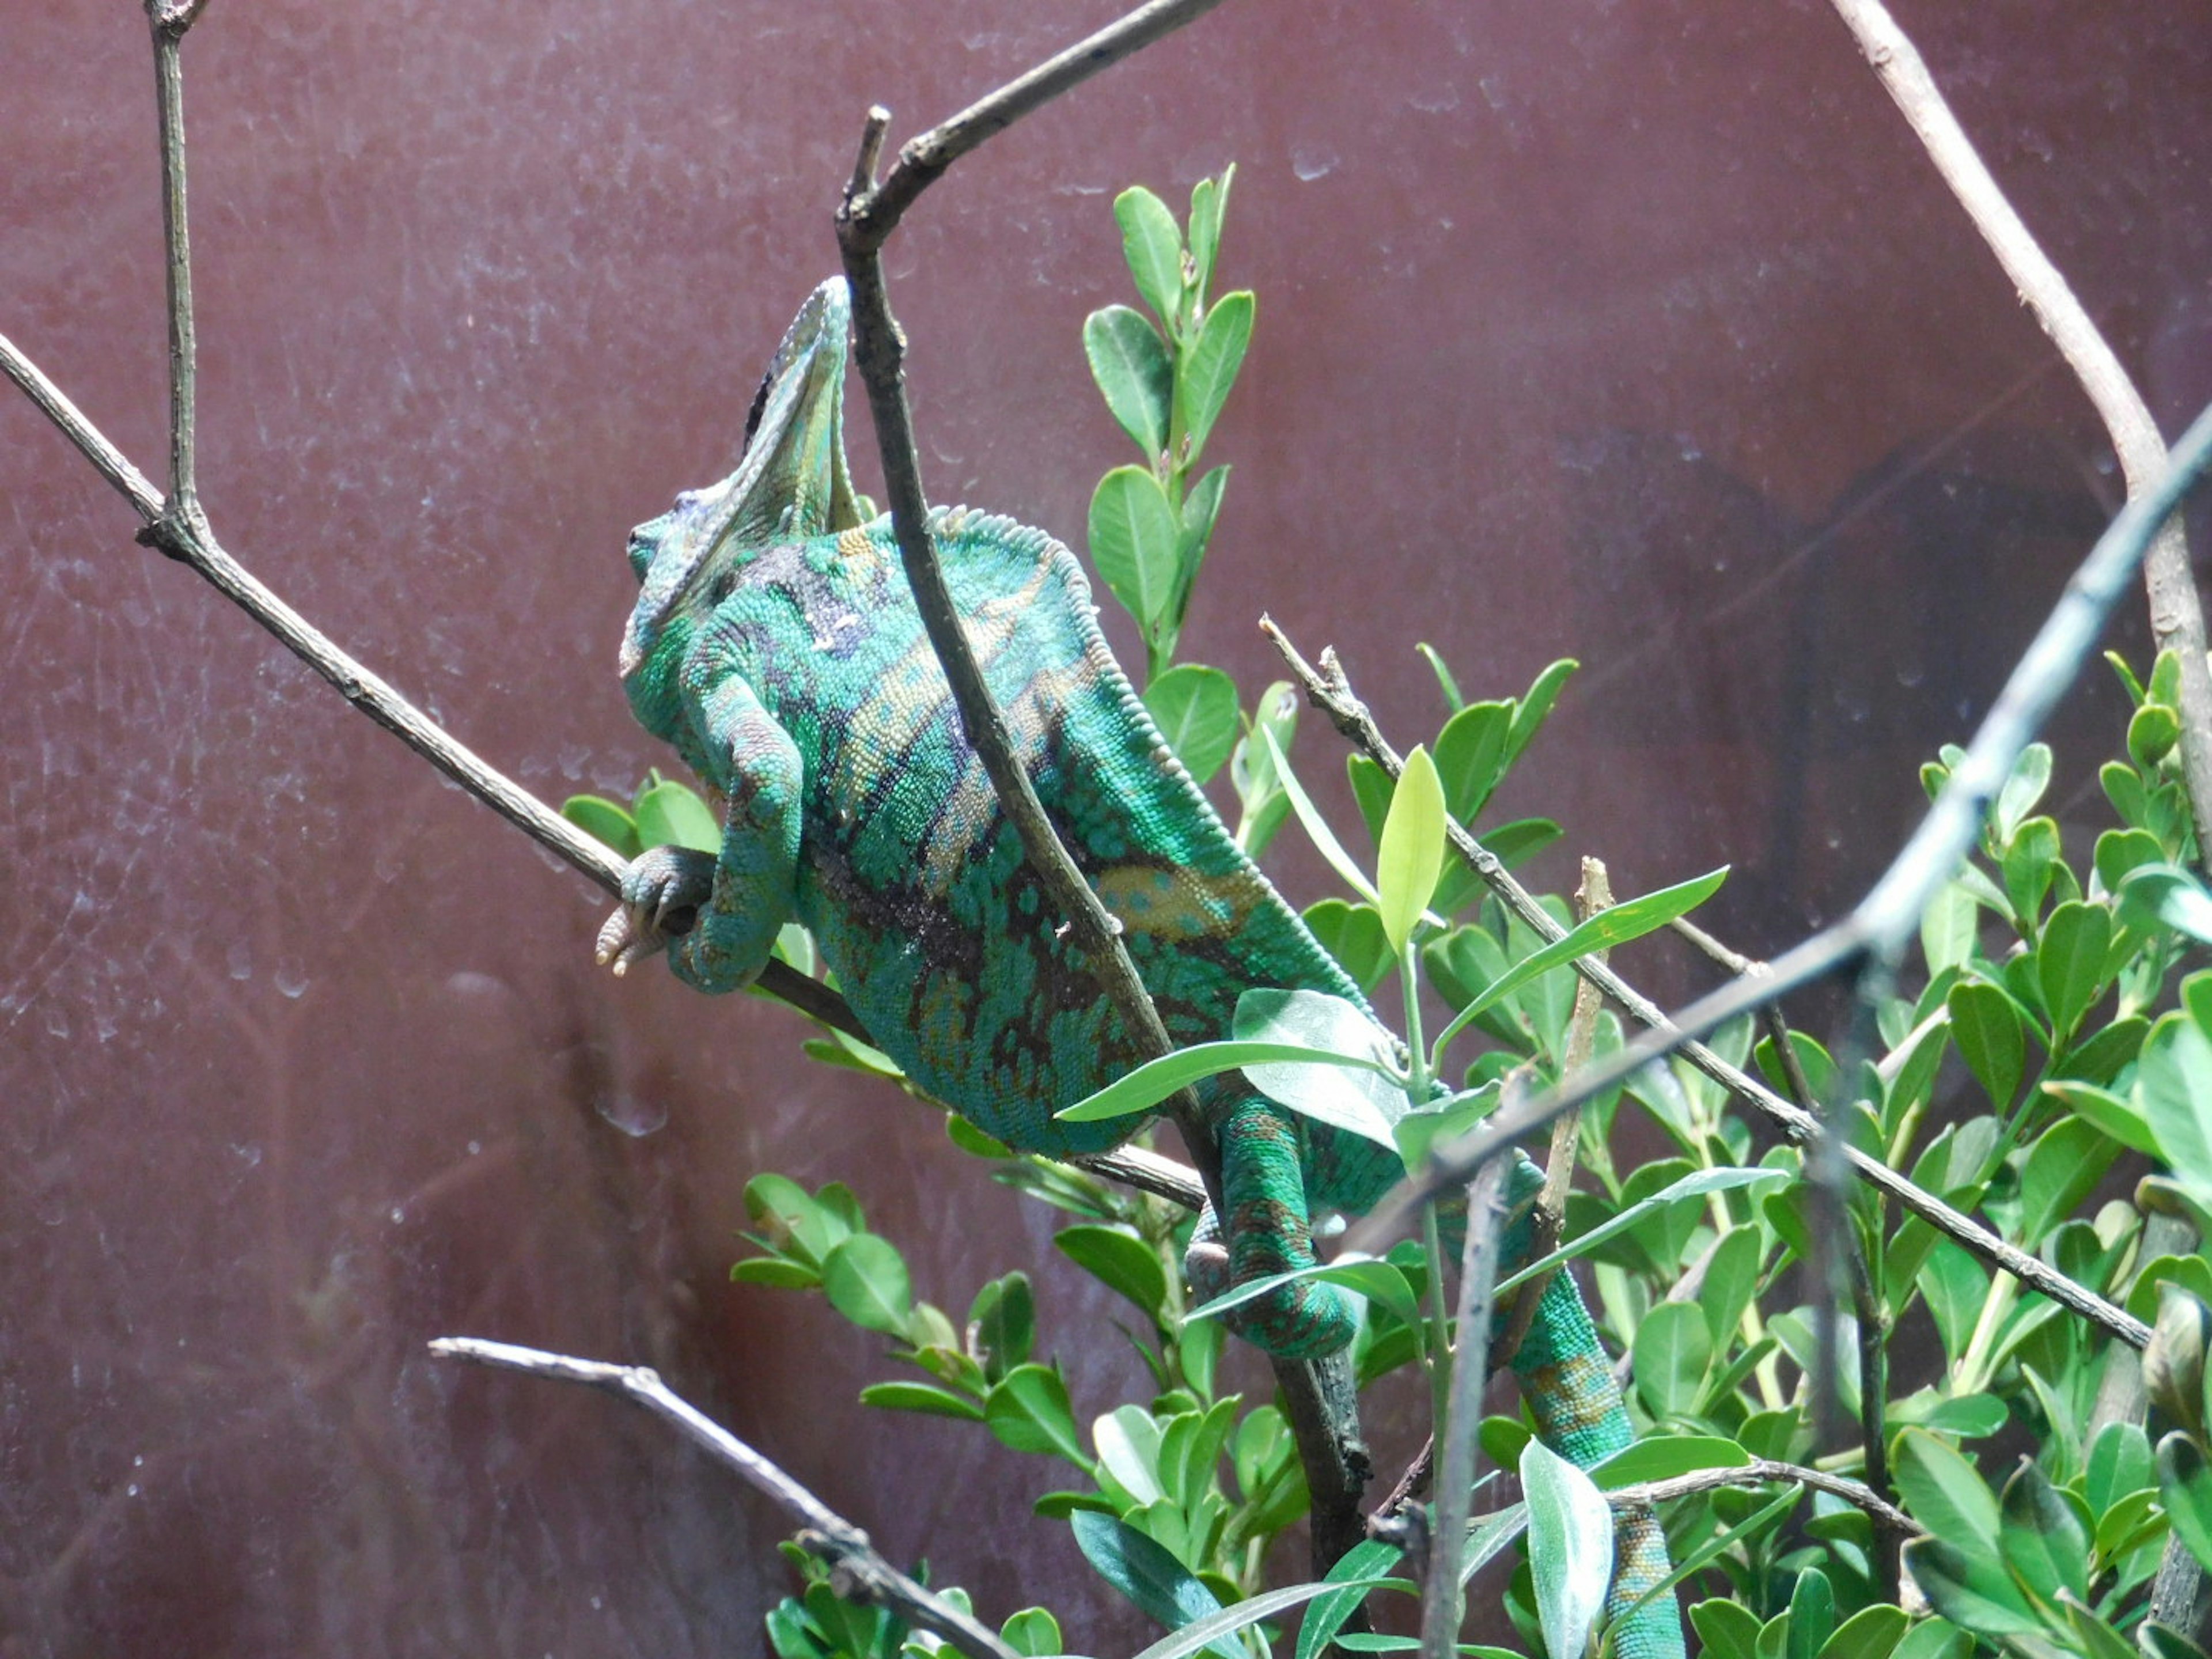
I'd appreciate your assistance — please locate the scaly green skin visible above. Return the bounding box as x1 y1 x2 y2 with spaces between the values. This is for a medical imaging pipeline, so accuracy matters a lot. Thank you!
608 280 1681 1658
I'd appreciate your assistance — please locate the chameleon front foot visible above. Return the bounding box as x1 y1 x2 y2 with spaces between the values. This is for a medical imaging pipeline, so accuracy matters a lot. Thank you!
594 846 717 976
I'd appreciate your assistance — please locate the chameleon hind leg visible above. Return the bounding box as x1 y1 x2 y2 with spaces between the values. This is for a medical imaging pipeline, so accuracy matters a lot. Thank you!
1499 1158 1685 1659
1183 1090 1362 1359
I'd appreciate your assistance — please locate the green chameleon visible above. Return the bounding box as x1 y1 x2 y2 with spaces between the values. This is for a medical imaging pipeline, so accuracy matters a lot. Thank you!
599 279 1682 1658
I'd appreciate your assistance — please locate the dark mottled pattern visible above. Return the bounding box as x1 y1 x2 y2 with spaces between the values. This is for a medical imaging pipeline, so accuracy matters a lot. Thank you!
619 280 1681 1658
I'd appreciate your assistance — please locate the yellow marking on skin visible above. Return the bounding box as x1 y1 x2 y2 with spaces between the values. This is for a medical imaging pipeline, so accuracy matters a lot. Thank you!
835 527 875 562
1095 864 1260 942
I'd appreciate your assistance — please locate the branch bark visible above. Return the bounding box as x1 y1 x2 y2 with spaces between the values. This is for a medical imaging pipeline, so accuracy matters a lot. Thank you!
430 1339 1021 1659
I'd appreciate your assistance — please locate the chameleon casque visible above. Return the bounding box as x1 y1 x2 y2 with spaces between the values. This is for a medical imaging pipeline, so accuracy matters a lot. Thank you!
600 279 1683 1658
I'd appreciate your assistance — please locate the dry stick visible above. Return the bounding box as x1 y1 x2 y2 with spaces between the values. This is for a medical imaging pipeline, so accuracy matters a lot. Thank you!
429 1339 1021 1659
827 0 1377 1585
1278 391 2212 1346
0 164 1185 1214
0 346 859 1043
1826 0 2212 865
1421 1158 1512 1659
1608 1461 1918 1541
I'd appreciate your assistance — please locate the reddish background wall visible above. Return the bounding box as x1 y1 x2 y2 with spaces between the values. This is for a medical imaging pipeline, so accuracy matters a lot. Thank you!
4 1 2210 1652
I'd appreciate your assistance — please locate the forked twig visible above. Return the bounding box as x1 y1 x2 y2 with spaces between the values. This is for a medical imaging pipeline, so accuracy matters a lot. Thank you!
430 1339 1020 1659
1268 378 2212 1351
828 0 1372 1575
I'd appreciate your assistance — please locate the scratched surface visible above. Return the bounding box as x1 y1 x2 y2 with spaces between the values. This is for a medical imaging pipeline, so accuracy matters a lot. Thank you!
2 0 2210 1652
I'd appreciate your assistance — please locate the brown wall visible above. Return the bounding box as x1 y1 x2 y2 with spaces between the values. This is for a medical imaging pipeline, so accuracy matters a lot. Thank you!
4 1 2210 1652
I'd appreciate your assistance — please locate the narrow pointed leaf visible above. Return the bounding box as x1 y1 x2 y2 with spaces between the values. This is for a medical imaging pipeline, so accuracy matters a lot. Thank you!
1375 745 1447 956
1177 290 1253 461
1521 1441 1613 1659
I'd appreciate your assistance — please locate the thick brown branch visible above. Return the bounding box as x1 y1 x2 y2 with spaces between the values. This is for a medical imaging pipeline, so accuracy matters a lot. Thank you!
430 1339 1020 1659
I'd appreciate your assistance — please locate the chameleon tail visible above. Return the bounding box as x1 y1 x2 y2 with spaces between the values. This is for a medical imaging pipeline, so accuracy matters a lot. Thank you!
1504 1164 1685 1659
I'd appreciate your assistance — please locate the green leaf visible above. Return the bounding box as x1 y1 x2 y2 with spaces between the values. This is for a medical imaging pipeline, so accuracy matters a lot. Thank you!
2037 900 2113 1043
984 1364 1087 1465
1589 1435 1750 1488
858 1381 986 1421
744 1172 851 1267
1303 899 1394 994
2131 703 2182 768
2126 1253 2212 1325
1494 1167 1787 1294
729 1256 819 1290
1056 1224 1169 1320
1433 701 1513 824
1000 1608 1063 1658
2095 827 2168 895
1691 1601 1764 1659
1145 664 1241 783
1427 867 1729 1060
1521 1441 1614 1659
1786 1568 1836 1659
1235 987 1411 1143
1947 980 2025 1110
969 1271 1035 1378
1901 1537 2043 1638
1999 1457 2088 1607
1185 169 1229 305
1085 304 1173 457
2141 1623 2212 1659
561 793 642 859
1115 187 1186 328
2016 1116 2119 1243
1889 1619 1972 1659
1481 816 1563 868
1176 290 1253 463
1070 1509 1240 1659
2044 1080 2161 1158
1995 742 2053 842
1632 1300 1713 1418
1122 1571 1404 1659
1188 1253 1424 1334
2160 1430 2212 1573
1056 1036 1399 1131
1920 879 1980 975
1416 643 1466 713
635 778 722 853
1093 1406 1166 1505
1296 1539 1409 1659
821 1234 912 1336
2086 1421 2156 1513
2138 1011 2212 1206
2122 863 2212 946
1171 465 1230 628
1893 1429 2000 1552
1506 658 1578 768
1259 726 1382 904
1376 745 1447 956
1090 465 1181 638
1817 1605 1910 1659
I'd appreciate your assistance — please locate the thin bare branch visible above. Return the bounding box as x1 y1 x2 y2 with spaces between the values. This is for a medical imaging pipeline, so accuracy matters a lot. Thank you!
840 0 1230 249
1607 1460 1918 1540
1826 0 2212 855
146 2 199 518
830 0 1372 1575
1422 1158 1510 1658
1 332 856 1038
430 1339 1020 1659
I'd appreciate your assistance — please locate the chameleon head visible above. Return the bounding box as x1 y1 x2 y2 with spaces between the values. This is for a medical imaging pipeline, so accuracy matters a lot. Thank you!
619 278 866 679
